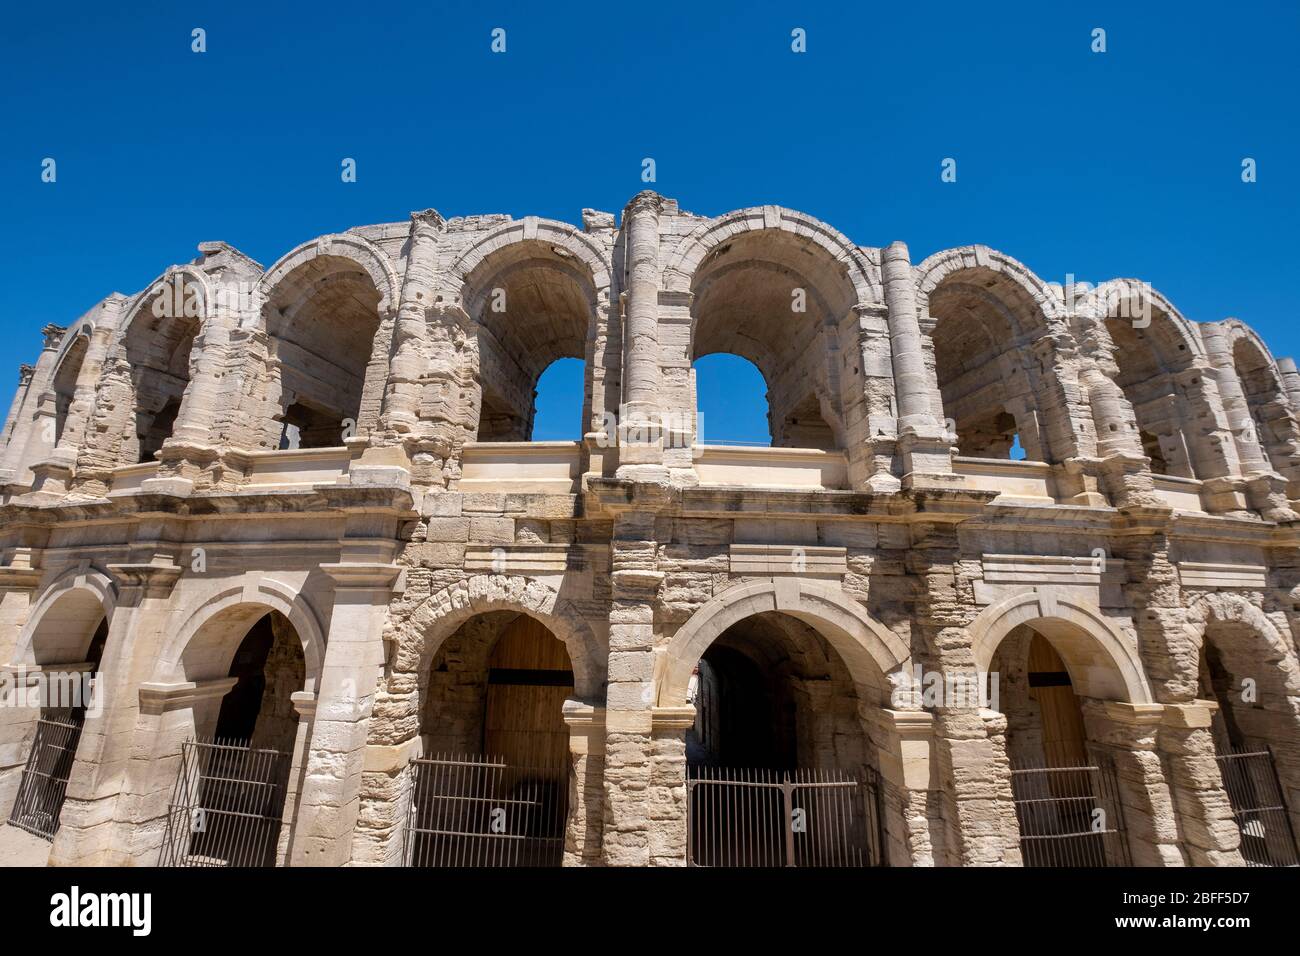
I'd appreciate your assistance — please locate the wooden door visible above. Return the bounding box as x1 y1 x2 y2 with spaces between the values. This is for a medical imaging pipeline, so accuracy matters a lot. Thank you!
1027 633 1088 768
483 615 574 767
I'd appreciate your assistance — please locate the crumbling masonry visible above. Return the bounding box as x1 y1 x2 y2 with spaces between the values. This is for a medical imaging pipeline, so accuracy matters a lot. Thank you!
2 192 1299 866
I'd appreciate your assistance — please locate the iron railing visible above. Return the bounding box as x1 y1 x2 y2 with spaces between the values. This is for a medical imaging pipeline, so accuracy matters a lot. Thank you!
6 711 85 840
158 738 291 867
686 766 883 867
404 753 571 867
1215 748 1298 867
1010 760 1130 866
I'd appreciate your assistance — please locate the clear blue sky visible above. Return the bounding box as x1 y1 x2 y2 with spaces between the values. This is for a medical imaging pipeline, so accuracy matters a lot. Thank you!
3 1 1296 444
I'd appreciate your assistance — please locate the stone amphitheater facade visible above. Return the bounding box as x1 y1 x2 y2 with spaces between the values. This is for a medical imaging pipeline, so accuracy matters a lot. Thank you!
1 191 1299 867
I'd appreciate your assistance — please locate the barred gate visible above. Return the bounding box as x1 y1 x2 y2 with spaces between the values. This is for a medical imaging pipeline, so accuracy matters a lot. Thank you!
1215 748 1298 867
158 739 291 867
404 754 571 867
687 766 884 867
1010 760 1130 866
6 712 85 840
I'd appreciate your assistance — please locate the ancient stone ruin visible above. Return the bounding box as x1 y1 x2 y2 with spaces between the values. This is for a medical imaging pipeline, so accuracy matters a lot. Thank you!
2 192 1298 867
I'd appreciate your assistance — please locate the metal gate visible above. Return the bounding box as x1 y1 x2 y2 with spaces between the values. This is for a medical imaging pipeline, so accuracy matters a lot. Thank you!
158 738 291 867
687 766 883 867
1010 760 1130 866
404 753 571 867
6 711 85 840
1215 748 1298 867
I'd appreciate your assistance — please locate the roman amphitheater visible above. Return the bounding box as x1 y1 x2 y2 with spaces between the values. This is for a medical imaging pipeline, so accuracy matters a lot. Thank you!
1 192 1298 868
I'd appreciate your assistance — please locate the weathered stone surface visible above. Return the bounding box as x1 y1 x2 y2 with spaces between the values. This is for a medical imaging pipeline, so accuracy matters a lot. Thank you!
3 195 1298 869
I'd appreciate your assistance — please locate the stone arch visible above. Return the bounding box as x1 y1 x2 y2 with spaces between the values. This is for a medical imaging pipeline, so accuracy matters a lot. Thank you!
1219 319 1300 480
672 208 876 452
1075 280 1221 478
152 576 326 689
250 233 400 325
1184 592 1300 697
968 591 1153 703
247 234 400 447
1079 280 1205 366
444 217 612 305
399 574 604 700
118 266 216 340
657 579 909 707
917 246 1082 462
444 220 613 443
663 205 879 304
916 246 1067 333
12 566 117 667
49 325 94 447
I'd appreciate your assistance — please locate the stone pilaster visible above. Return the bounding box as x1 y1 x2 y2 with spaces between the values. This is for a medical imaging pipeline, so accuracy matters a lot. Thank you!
49 559 182 865
648 704 693 865
289 560 399 866
1156 700 1244 866
1081 699 1186 866
562 699 607 865
865 707 941 866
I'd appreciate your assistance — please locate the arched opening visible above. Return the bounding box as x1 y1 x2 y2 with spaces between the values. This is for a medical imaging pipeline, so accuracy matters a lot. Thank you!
123 310 199 463
464 243 593 444
211 613 305 751
683 611 882 866
1105 315 1200 478
929 270 1050 461
990 623 1132 866
161 609 306 867
263 257 385 449
1198 620 1300 866
1231 336 1300 482
689 231 852 453
692 353 773 446
6 588 110 842
410 612 574 866
50 335 88 447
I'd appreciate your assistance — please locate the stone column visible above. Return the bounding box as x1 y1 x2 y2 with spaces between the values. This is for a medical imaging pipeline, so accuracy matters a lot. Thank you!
1080 699 1186 866
930 706 1023 865
0 325 65 491
617 192 667 480
147 312 238 495
1200 324 1294 518
380 209 442 437
562 699 607 866
1156 700 1243 866
1075 314 1164 508
1277 357 1300 415
289 561 399 866
882 243 956 489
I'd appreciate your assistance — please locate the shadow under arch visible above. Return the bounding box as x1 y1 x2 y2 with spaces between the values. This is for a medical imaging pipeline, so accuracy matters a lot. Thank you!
657 578 909 708
13 566 118 667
